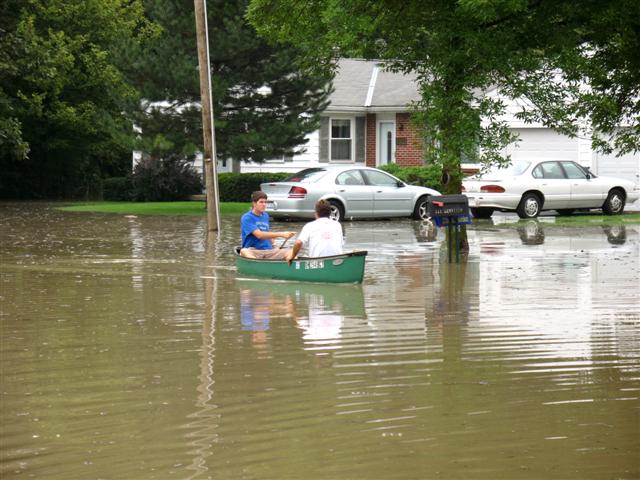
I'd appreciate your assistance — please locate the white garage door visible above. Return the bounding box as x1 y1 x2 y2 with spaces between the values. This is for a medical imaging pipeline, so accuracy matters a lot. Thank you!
595 149 640 210
595 150 640 183
505 128 579 162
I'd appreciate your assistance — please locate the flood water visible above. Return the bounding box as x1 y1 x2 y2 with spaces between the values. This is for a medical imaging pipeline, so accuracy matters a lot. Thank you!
1 203 639 479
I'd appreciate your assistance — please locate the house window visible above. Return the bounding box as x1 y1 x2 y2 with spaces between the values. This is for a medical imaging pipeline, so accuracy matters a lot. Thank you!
331 119 352 161
264 154 294 163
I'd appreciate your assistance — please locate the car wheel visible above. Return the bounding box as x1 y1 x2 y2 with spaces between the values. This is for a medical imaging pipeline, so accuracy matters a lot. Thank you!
602 189 625 215
516 193 542 219
412 196 431 220
470 207 494 219
556 209 575 216
328 200 345 222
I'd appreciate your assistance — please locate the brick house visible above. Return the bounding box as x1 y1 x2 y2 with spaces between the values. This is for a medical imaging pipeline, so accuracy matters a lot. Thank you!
240 59 638 196
239 58 428 173
181 58 639 209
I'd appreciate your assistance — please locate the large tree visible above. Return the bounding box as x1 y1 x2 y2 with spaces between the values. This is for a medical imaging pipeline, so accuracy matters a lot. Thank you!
247 0 640 192
0 0 152 199
127 0 333 165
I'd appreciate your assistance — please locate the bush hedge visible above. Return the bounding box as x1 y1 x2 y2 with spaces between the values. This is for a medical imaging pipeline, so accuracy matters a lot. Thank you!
103 177 132 201
103 165 442 203
130 156 203 201
218 172 290 202
380 163 442 190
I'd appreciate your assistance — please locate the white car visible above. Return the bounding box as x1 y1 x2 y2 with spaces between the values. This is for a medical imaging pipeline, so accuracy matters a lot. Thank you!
260 166 441 221
462 160 640 219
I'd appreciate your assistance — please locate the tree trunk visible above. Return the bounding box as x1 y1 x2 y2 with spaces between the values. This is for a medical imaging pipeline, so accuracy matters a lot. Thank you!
439 108 469 253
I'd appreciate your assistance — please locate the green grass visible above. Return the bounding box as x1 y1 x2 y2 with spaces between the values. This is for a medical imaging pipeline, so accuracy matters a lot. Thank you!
550 212 640 225
58 202 640 224
58 201 250 216
487 212 640 227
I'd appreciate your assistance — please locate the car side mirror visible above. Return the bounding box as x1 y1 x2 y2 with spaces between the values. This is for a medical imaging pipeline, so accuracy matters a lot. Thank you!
397 181 405 188
585 167 593 180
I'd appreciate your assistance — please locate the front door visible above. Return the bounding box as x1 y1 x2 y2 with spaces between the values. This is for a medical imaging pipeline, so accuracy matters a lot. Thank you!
378 122 395 166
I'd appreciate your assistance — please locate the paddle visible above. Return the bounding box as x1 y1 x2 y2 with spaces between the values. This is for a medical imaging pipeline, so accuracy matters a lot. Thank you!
279 237 290 249
280 235 297 266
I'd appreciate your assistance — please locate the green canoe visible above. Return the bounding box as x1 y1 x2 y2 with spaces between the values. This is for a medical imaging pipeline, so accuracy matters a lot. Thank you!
235 248 367 284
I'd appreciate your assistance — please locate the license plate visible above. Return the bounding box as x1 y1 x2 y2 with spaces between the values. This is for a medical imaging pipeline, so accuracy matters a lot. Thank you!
266 201 275 211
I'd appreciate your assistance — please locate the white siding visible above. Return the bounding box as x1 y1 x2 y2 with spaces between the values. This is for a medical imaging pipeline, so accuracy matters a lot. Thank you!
240 130 320 173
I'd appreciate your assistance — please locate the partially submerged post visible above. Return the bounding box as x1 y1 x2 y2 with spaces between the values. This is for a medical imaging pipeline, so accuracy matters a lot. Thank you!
194 0 220 232
428 195 471 263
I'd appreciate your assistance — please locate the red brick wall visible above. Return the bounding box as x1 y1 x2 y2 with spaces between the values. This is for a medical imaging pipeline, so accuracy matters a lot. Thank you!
394 113 424 166
366 114 376 167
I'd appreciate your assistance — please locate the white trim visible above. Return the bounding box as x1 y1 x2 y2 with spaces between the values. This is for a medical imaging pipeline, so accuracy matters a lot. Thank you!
365 65 379 107
325 106 407 113
329 117 356 163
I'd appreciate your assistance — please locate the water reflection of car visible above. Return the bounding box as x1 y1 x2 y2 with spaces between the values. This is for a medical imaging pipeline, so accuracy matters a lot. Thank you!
261 166 440 222
413 219 438 242
462 159 640 219
517 221 545 245
602 225 627 245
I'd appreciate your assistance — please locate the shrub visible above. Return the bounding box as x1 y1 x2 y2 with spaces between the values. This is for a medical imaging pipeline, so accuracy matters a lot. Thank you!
380 163 442 190
218 172 290 202
130 155 203 201
103 177 132 201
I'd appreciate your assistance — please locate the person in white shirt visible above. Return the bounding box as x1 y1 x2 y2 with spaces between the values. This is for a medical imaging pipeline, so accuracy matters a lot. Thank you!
286 199 343 263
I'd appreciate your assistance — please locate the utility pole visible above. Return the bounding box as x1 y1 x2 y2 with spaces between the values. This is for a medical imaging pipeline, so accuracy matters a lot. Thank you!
194 0 220 231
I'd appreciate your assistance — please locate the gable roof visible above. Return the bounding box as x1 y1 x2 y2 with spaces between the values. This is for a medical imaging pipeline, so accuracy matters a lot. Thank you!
326 59 421 113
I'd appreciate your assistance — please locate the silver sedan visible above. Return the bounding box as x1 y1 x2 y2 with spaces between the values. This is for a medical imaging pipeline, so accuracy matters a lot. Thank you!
462 159 640 219
260 166 441 221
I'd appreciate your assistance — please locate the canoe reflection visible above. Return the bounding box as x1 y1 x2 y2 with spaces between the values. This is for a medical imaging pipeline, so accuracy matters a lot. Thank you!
237 280 366 349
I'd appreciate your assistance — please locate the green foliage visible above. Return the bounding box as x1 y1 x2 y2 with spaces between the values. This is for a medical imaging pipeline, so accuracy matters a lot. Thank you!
126 0 333 163
248 0 640 194
218 172 289 202
380 164 442 191
247 0 539 194
103 177 132 201
130 156 203 201
0 0 152 199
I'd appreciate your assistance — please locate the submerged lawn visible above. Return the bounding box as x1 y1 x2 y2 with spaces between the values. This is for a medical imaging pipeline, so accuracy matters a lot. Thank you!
58 202 640 224
541 212 640 226
59 201 249 216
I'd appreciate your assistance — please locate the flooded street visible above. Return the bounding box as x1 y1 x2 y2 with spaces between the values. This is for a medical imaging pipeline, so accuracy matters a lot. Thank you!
1 203 639 479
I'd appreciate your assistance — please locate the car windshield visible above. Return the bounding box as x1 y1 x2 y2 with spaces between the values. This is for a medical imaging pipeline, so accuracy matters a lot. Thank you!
285 168 328 183
480 161 531 178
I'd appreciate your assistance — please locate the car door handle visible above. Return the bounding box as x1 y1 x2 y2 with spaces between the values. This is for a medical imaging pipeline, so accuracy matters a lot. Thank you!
377 190 383 193
338 189 346 192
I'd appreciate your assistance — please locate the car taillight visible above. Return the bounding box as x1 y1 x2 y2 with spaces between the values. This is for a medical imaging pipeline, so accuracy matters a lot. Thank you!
288 186 307 198
480 185 505 193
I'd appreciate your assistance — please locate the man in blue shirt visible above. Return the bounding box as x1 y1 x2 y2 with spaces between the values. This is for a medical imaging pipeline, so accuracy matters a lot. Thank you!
240 191 295 259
